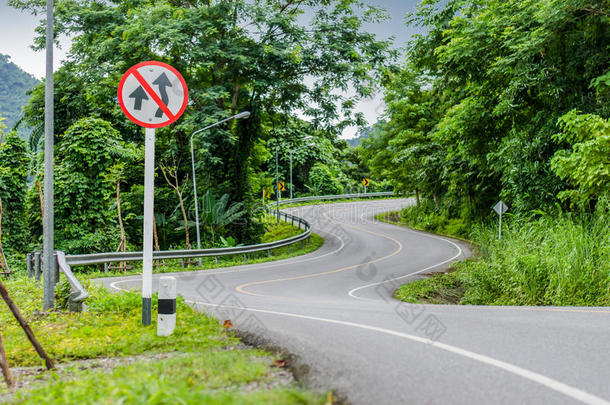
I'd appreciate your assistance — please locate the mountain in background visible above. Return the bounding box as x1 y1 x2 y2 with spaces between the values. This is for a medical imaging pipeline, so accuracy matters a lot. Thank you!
0 54 39 139
346 120 385 147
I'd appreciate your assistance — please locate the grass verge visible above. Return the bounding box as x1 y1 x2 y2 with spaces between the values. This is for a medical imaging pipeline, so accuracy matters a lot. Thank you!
0 278 325 404
382 199 610 307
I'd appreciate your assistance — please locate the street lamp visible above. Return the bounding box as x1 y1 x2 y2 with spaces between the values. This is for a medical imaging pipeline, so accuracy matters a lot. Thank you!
289 137 314 200
190 111 250 260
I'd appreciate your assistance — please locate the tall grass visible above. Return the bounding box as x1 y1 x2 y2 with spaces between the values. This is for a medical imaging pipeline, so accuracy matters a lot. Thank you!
458 198 610 306
399 199 471 239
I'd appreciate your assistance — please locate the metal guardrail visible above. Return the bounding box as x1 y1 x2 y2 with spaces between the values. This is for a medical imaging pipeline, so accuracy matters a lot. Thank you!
26 251 89 311
280 191 394 205
56 252 89 306
27 192 396 310
65 210 311 266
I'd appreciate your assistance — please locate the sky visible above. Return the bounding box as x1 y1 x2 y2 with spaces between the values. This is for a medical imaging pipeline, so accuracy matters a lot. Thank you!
0 0 425 138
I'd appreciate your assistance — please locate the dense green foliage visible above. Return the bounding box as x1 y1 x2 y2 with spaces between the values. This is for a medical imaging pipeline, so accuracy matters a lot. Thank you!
394 198 610 306
362 0 609 215
0 130 29 252
394 201 470 239
8 0 396 254
360 0 610 307
0 54 39 140
306 163 344 196
52 118 136 253
551 111 610 206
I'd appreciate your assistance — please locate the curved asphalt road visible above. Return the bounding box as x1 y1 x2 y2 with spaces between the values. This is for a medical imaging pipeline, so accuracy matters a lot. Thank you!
101 199 610 405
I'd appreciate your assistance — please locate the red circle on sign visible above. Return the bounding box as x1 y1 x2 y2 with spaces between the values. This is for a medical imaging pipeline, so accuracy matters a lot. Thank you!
117 61 189 128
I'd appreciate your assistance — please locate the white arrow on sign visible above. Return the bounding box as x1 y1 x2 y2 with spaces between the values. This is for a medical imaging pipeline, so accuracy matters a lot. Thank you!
493 201 509 215
118 61 188 128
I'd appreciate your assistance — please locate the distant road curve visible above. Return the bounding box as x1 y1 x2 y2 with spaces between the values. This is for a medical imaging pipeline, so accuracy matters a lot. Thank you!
102 199 610 405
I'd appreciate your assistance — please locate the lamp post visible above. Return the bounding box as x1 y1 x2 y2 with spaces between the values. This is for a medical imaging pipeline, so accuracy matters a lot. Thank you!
190 111 250 261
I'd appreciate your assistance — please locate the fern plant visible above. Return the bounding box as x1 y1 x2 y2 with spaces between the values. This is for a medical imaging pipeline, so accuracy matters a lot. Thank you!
200 191 246 245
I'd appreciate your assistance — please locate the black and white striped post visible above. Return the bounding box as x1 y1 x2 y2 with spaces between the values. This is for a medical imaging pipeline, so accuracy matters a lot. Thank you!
157 276 176 336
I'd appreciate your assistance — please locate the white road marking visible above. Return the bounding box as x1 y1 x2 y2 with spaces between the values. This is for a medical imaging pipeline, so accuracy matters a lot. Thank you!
106 200 609 405
107 209 347 292
187 300 610 405
348 223 463 300
326 203 464 301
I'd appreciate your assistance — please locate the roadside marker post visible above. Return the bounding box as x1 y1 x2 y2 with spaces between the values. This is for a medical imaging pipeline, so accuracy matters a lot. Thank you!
493 200 509 239
157 276 177 336
118 61 188 326
363 178 369 194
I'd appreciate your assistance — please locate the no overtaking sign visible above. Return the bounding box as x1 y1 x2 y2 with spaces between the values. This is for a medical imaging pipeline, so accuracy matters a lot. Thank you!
118 61 188 128
118 61 188 327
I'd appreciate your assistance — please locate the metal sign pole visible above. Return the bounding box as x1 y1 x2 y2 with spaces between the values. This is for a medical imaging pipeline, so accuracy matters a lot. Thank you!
142 127 155 325
499 211 502 240
493 201 508 240
42 0 55 311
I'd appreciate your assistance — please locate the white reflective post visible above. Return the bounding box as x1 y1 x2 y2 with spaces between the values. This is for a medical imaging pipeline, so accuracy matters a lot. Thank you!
157 276 177 336
142 127 155 325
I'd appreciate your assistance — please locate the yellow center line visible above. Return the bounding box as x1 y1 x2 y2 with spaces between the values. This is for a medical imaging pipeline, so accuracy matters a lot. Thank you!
234 209 404 298
235 205 610 315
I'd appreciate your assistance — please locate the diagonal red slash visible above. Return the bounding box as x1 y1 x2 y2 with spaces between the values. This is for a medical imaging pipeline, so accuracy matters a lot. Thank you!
132 69 175 120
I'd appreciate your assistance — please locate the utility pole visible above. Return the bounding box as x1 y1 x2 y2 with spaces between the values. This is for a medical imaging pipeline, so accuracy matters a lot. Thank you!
43 0 55 310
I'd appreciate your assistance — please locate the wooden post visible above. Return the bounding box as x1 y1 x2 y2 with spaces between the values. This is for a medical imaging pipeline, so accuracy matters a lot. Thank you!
0 279 55 370
0 332 12 387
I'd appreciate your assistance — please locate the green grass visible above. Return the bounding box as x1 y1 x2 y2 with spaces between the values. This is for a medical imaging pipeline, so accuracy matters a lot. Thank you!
390 199 610 307
0 277 324 403
394 272 464 305
83 218 324 279
376 200 471 240
13 352 322 404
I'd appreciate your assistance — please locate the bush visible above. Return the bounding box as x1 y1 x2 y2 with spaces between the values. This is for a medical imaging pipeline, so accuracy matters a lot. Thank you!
457 197 610 306
0 131 29 253
399 199 471 239
306 163 343 195
54 118 128 253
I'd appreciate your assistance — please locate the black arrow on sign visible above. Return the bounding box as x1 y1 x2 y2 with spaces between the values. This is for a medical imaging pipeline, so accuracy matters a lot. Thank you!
129 86 149 111
153 72 172 118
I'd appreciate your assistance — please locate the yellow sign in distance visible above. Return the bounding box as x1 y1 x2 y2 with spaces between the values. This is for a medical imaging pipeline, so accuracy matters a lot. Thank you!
278 182 286 192
363 178 370 187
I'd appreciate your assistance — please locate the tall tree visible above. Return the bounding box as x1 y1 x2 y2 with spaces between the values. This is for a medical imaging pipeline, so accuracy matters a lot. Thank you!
13 0 397 243
366 0 610 217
